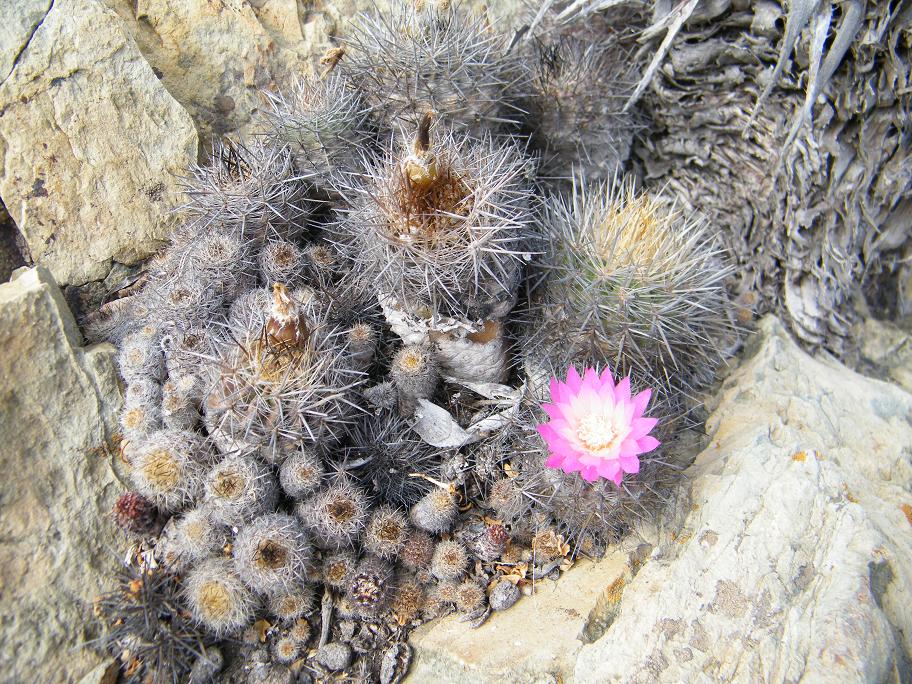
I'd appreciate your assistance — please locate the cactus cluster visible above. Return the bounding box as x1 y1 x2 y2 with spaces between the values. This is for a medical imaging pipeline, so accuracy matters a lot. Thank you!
92 1 738 680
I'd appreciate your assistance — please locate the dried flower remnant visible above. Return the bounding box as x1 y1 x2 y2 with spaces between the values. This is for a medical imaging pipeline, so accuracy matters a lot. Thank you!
537 366 659 484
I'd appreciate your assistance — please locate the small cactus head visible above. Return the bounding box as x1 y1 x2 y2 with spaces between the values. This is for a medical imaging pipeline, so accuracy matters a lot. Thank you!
113 491 161 536
268 587 315 623
410 488 458 533
391 344 439 402
131 431 208 513
233 514 312 596
391 577 426 625
204 455 278 525
321 551 358 590
272 635 301 665
278 447 325 499
297 479 369 549
430 540 469 581
363 506 410 560
184 558 257 636
399 530 435 571
345 556 394 618
454 579 485 613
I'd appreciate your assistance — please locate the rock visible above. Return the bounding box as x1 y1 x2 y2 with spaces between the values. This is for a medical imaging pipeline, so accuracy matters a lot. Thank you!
76 660 119 684
406 552 629 683
0 267 124 683
103 0 320 141
407 317 912 683
857 318 912 395
574 317 912 683
0 0 198 286
315 642 354 672
101 0 530 143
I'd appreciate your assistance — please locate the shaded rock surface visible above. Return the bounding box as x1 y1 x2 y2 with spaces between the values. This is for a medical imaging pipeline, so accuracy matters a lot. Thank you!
101 0 316 141
409 317 912 683
0 0 198 286
0 267 124 683
100 0 527 142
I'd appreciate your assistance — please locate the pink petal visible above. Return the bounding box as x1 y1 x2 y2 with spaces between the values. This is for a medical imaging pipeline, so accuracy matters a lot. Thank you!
541 403 565 421
581 466 599 482
583 367 601 391
632 388 652 418
560 457 584 473
636 435 661 454
545 454 564 468
597 459 621 480
550 379 568 405
620 455 640 474
536 423 559 443
599 366 616 390
629 416 659 439
565 366 582 393
611 470 623 486
549 377 561 400
619 438 642 457
614 376 631 403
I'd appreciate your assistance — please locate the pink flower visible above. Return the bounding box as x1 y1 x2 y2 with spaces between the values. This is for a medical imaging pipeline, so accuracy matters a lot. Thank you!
536 366 660 485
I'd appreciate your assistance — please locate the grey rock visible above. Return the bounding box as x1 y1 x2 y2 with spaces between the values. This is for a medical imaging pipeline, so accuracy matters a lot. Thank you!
0 267 124 682
0 0 197 285
315 642 354 672
574 316 912 682
489 581 521 612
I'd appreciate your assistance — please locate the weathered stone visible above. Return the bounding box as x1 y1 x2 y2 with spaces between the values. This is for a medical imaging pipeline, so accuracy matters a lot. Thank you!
102 0 317 141
406 552 629 683
408 317 912 682
857 318 912 395
101 0 529 142
0 267 124 683
0 0 198 286
574 317 912 683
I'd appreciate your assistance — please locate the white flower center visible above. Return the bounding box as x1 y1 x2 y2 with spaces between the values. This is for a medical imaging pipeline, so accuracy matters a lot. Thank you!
576 413 621 453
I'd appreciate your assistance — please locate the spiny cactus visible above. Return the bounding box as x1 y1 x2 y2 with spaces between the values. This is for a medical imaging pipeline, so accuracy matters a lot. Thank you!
527 176 736 402
157 506 226 573
233 513 312 596
184 558 258 635
297 477 369 550
363 505 410 560
203 454 278 525
278 446 325 499
525 33 640 183
87 0 788 677
130 430 210 513
113 491 161 537
268 586 316 623
410 488 458 533
94 557 216 684
260 72 376 193
345 556 395 618
347 412 440 506
202 285 364 460
342 0 528 137
180 139 312 243
430 539 469 581
332 114 536 321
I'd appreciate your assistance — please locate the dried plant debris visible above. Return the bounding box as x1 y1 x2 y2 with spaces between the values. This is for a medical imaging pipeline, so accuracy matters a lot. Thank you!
624 0 912 354
82 0 908 681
